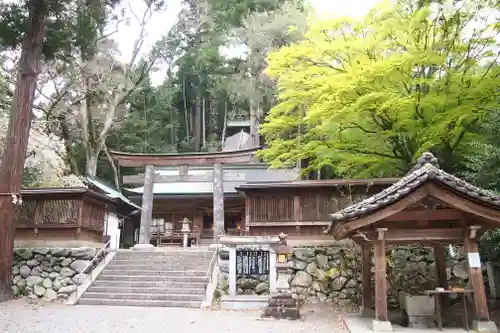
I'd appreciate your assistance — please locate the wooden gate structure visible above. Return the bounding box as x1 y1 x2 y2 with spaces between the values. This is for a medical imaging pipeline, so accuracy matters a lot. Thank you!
325 152 500 332
110 148 258 242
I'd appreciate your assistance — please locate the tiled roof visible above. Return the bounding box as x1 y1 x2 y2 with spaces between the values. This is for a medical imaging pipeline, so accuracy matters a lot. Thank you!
325 152 500 234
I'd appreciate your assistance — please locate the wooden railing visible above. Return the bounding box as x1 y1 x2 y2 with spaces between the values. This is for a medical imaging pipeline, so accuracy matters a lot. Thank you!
14 188 115 234
247 192 368 226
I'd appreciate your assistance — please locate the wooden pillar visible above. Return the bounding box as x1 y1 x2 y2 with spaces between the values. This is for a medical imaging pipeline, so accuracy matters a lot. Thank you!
138 164 155 245
362 242 372 314
373 238 388 322
213 163 224 241
434 244 448 290
464 231 490 321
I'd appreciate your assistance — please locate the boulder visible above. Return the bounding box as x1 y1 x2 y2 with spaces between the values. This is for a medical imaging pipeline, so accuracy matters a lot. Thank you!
31 266 43 277
237 278 259 290
26 276 43 287
255 282 269 294
291 260 307 270
33 285 46 297
15 249 33 260
71 247 96 259
19 265 31 278
60 258 72 267
33 248 50 255
60 267 76 278
12 285 20 297
291 271 312 287
51 248 70 257
316 254 329 269
45 289 58 302
70 260 90 274
294 248 316 262
58 285 77 294
12 266 20 275
33 254 45 262
26 259 40 267
42 278 53 289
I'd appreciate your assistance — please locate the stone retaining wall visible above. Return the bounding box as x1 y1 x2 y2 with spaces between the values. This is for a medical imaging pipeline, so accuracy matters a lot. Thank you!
216 244 477 309
12 247 103 302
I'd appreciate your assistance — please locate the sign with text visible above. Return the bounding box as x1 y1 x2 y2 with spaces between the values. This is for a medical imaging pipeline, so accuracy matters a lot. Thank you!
236 249 270 275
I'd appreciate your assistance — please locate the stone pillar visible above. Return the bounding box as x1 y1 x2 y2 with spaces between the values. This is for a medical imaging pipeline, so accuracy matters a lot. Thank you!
486 262 500 299
135 164 155 250
269 249 277 293
213 163 224 241
228 246 237 296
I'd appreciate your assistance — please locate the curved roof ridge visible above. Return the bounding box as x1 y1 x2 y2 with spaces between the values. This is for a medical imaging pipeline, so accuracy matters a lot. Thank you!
325 152 500 234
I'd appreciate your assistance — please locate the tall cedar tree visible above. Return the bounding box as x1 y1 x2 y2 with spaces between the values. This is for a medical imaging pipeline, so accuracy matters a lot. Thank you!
0 0 119 302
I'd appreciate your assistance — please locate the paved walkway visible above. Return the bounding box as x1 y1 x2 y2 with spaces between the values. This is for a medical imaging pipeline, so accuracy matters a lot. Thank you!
0 300 348 333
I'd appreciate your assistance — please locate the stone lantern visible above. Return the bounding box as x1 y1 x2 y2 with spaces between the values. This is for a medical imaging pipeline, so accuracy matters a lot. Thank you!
264 232 300 320
180 217 192 248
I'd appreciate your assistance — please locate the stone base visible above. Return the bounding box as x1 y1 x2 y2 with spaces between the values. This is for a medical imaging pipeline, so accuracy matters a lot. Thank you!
371 320 393 332
132 244 155 251
472 320 498 333
263 293 300 320
220 295 268 310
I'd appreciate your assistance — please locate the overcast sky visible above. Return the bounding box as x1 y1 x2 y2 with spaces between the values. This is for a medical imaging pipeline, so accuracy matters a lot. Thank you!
114 0 381 83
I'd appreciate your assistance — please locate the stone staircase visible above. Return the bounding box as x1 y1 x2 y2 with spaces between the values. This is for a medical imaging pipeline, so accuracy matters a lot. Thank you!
77 249 214 307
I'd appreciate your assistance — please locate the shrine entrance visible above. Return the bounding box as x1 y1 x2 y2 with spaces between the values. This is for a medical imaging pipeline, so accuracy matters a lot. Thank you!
327 152 500 332
110 148 257 246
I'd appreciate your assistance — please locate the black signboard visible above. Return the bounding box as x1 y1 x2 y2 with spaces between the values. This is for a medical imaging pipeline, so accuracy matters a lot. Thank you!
236 249 269 275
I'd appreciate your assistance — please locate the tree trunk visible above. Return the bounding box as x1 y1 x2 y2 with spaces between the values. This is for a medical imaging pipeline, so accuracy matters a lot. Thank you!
193 97 202 151
202 97 206 148
0 1 47 302
86 151 99 178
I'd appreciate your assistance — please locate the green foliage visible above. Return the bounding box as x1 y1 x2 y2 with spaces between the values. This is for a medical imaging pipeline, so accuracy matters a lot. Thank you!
459 110 500 191
260 0 500 178
0 0 120 59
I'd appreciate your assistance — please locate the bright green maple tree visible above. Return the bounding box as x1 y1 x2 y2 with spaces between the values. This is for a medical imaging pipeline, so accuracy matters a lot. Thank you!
259 0 500 178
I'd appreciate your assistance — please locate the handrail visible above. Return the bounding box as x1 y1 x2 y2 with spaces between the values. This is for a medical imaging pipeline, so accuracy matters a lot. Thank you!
81 240 111 275
204 241 219 292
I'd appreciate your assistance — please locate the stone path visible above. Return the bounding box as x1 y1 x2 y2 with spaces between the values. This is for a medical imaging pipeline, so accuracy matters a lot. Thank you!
0 300 348 333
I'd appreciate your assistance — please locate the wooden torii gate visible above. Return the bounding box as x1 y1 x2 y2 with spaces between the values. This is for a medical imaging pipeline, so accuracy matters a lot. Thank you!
110 148 258 244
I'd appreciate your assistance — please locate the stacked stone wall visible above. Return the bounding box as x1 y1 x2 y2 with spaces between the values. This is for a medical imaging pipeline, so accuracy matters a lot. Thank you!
216 244 480 309
11 247 103 302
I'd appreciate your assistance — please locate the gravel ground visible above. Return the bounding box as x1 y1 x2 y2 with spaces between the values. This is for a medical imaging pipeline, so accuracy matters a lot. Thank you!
0 300 349 333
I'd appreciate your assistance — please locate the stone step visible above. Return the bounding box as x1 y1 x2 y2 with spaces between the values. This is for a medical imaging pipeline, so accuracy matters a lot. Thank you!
96 275 206 282
101 270 206 276
91 280 206 288
88 286 204 294
81 292 204 301
104 264 210 270
115 252 213 258
77 298 201 308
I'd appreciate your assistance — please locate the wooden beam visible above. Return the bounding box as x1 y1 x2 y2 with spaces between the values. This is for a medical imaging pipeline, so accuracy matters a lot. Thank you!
434 244 448 290
361 242 372 313
246 221 331 227
463 231 490 321
110 147 258 167
362 228 463 242
384 208 463 222
373 239 388 322
341 185 431 237
430 185 500 225
123 171 246 184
